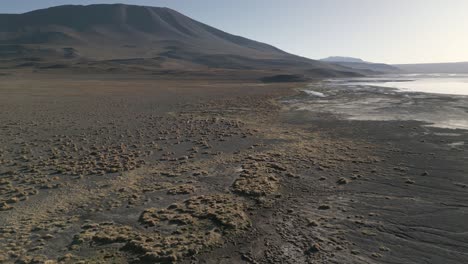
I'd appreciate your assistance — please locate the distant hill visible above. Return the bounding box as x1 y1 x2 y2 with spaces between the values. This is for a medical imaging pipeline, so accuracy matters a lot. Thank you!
394 62 468 73
0 4 363 78
321 56 365 63
319 56 400 74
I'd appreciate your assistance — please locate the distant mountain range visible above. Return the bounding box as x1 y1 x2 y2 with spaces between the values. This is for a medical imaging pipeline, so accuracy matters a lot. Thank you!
320 56 401 73
321 56 468 74
0 4 365 78
394 62 468 74
320 56 366 63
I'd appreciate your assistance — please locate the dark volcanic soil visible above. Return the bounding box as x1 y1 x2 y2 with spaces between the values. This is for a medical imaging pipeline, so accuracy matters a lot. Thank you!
0 74 467 264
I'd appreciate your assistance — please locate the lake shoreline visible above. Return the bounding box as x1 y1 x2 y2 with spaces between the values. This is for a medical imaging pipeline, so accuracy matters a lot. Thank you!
285 78 468 130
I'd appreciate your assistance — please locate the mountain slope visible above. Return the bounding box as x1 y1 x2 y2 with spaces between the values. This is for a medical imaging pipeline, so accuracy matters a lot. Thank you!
0 4 361 77
0 4 285 59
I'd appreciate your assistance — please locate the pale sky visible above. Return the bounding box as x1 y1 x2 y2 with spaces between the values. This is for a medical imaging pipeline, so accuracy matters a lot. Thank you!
2 0 468 64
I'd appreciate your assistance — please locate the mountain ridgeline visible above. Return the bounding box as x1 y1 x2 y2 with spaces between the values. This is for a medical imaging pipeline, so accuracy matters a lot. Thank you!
0 4 363 78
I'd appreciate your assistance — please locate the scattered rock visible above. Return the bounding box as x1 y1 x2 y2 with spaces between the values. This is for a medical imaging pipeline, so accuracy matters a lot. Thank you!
318 205 331 210
336 177 348 185
285 172 299 178
405 179 415 184
306 218 319 227
306 243 321 254
379 246 390 252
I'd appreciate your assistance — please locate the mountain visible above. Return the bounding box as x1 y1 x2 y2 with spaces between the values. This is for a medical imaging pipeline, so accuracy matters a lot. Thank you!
395 62 468 73
320 56 401 73
0 4 362 78
321 56 365 63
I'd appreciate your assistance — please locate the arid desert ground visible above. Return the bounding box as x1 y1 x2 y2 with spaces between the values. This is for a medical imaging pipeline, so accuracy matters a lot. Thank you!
0 73 467 264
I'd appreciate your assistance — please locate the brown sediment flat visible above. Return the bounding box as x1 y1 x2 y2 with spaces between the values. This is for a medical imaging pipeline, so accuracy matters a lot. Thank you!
0 73 467 264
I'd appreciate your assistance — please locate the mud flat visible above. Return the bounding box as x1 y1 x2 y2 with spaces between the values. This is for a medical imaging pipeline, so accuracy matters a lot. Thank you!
0 73 467 263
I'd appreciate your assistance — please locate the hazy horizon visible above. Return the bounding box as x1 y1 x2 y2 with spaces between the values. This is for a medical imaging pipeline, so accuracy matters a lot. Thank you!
2 0 467 64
